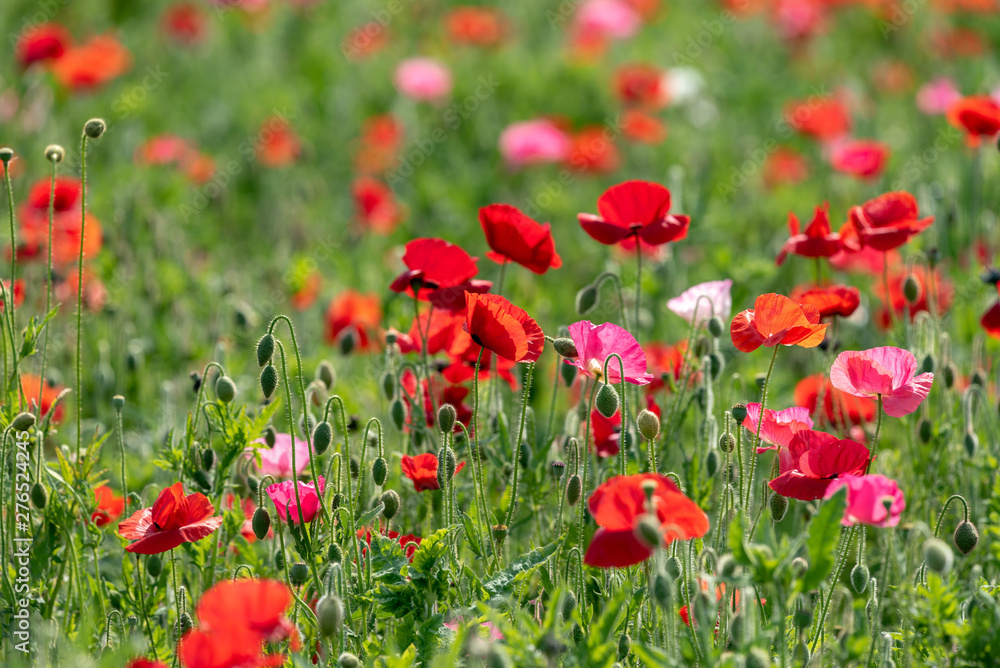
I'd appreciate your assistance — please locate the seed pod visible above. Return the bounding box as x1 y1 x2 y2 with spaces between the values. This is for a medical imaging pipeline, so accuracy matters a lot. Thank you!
381 490 400 520
112 394 125 411
923 538 953 574
637 409 660 441
665 555 681 579
146 555 163 579
380 371 396 401
316 360 336 390
260 365 278 399
708 316 725 338
731 404 748 425
274 551 285 570
769 493 788 522
312 421 333 455
316 595 344 637
918 419 932 444
963 431 978 458
566 474 582 506
30 482 47 509
652 572 672 609
289 562 310 586
256 334 275 367
954 521 979 555
252 507 271 540
328 542 343 564
576 284 598 314
201 448 215 470
561 591 577 618
719 432 736 453
617 632 631 661
633 514 662 549
561 361 578 387
372 457 388 486
903 274 921 304
850 564 869 593
920 353 935 374
551 461 566 479
705 450 720 478
11 412 36 431
437 403 457 433
942 363 956 389
553 337 579 358
84 118 106 138
390 399 405 431
45 144 65 163
216 375 237 403
0 148 12 163
596 383 620 418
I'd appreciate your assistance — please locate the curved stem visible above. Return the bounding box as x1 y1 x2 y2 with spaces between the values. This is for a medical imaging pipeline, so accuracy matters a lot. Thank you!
863 395 884 475
932 494 970 537
810 524 858 654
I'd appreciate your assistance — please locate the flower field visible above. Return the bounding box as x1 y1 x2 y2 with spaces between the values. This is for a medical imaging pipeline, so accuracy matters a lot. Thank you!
1 0 1000 666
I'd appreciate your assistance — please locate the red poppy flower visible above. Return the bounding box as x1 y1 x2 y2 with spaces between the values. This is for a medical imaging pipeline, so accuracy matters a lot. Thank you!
342 21 389 61
622 110 667 145
445 7 507 46
566 127 622 173
775 203 841 265
16 24 71 67
51 35 131 90
479 204 561 274
18 374 65 422
644 341 688 394
584 473 709 569
464 293 544 363
578 180 689 247
794 374 877 428
118 482 223 554
678 582 743 627
357 528 423 560
730 293 828 353
613 64 667 108
983 286 1000 339
353 177 403 235
92 485 125 527
763 147 810 189
591 408 622 457
790 284 860 318
390 238 479 300
127 659 168 668
769 429 870 501
18 177 103 267
830 139 890 180
256 116 301 167
840 191 933 252
785 97 851 141
405 310 467 356
400 453 466 492
874 265 953 328
427 279 492 314
355 114 404 173
289 270 321 310
163 3 207 44
0 280 25 312
947 96 1000 146
324 290 381 351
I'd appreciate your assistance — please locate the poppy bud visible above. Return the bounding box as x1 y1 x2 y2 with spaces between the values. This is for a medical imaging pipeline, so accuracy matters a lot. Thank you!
390 399 405 431
553 338 579 358
0 148 12 163
693 335 711 358
252 507 271 540
665 555 681 579
707 316 725 338
248 475 260 495
927 247 940 268
709 352 725 380
316 595 344 637
769 493 788 522
719 432 736 453
258 365 278 399
192 470 211 492
177 611 194 638
11 412 36 432
372 457 388 486
637 409 660 441
381 490 400 520
112 394 125 411
921 353 935 374
330 493 345 511
44 144 65 164
731 404 748 425
256 334 275 367
942 363 956 389
201 448 215 470
190 372 202 393
146 555 163 579
517 442 531 470
850 564 869 593
338 653 360 668
918 419 932 444
436 448 457 489
350 457 360 479
492 524 508 545
551 461 566 479
374 372 394 402
576 284 598 314
316 360 336 390
339 330 356 355
792 641 810 665
902 274 921 304
970 369 986 387
717 554 738 580
963 431 978 458
312 421 333 455
705 450 719 478
562 591 577 618
30 482 47 509
566 474 582 506
746 647 771 668
923 538 953 574
954 520 978 555
84 118 107 139
789 556 808 579
652 572 671 609
328 542 343 564
437 403 457 434
561 362 578 387
729 613 748 647
754 373 767 392
290 562 310 586
571 623 584 647
274 552 285 570
793 608 812 630
634 514 662 549
215 375 237 404
596 383 619 418
109 590 122 609
617 632 631 661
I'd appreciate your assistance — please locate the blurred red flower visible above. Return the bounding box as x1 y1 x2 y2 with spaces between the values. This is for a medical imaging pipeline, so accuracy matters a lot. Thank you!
479 204 561 274
163 3 207 44
644 341 688 394
19 374 65 422
255 116 301 167
118 482 223 554
16 24 71 67
982 285 1000 339
578 180 689 247
614 64 667 108
353 177 403 234
92 485 125 527
840 191 933 252
946 96 1000 146
445 7 507 46
763 147 809 188
18 177 103 267
324 290 382 350
464 293 544 363
730 293 828 353
775 203 841 265
289 271 321 311
0 279 25 312
874 265 953 328
622 109 667 144
790 284 860 319
785 97 851 141
51 35 131 90
567 127 621 173
389 238 478 300
794 373 877 428
830 139 890 180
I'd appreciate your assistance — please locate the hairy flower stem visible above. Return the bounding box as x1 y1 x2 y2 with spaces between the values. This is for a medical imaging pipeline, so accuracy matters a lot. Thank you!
543 350 561 446
810 524 858 653
744 345 779 520
75 132 91 463
470 347 501 573
2 165 21 407
863 395 884 475
134 554 159 661
412 296 437 422
36 160 58 434
503 362 534 532
114 403 128 507
277 341 309 532
575 381 600 617
634 238 642 336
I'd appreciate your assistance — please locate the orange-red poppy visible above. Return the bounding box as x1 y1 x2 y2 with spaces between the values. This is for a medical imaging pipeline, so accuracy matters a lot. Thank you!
445 7 507 46
790 284 860 318
92 485 125 527
794 373 877 428
16 24 71 67
776 203 841 265
389 238 479 300
464 293 544 363
51 35 131 90
118 482 223 554
622 110 667 145
324 290 381 350
401 453 466 492
946 96 1000 146
730 293 828 353
840 191 933 252
353 177 403 235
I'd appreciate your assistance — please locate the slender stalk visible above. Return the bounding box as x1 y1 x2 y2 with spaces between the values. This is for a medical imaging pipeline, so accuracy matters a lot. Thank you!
744 345 780 516
575 381 600 617
882 252 894 328
75 132 90 462
38 159 58 419
135 554 159 660
470 347 500 573
634 237 642 336
810 525 858 654
503 362 534 530
863 395 884 475
2 163 21 408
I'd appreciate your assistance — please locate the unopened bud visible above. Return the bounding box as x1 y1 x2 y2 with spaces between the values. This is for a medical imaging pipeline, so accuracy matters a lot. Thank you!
963 431 978 457
381 490 400 520
215 375 237 403
256 334 274 367
316 595 344 637
942 363 956 389
561 590 577 618
438 403 457 433
201 448 215 470
372 457 388 486
30 482 47 509
312 421 332 455
731 404 748 425
769 493 788 522
921 353 935 374
637 409 660 440
903 275 921 304
553 338 579 358
561 361 578 387
252 507 271 540
328 542 343 564
11 412 36 431
84 118 107 139
634 514 662 549
146 554 163 579
45 144 65 163
705 450 719 477
576 284 598 314
595 383 620 418
923 538 953 574
338 653 360 668
707 316 725 338
850 564 869 593
316 360 336 389
918 418 932 444
717 554 738 580
390 399 405 430
289 563 309 586
790 556 808 578
719 432 736 452
566 475 582 506
665 555 681 579
954 520 978 555
339 330 356 355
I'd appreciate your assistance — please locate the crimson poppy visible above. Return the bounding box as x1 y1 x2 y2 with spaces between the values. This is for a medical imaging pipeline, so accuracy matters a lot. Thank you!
445 7 507 46
255 117 301 167
790 284 860 318
0 280 25 313
840 191 933 252
584 473 709 568
784 97 851 141
730 293 828 353
92 485 125 527
873 265 953 328
776 203 842 265
401 453 466 492
118 482 223 554
126 659 168 668
18 374 65 422
591 408 622 457
18 177 103 267
464 293 544 363
830 139 890 180
644 341 688 394
947 96 1000 146
479 204 562 274
578 180 689 246
162 3 207 45
769 430 870 501
794 373 877 428
390 238 479 300
622 110 667 145
427 279 493 313
353 177 403 235
763 147 809 189
51 35 131 90
357 528 423 560
16 24 71 67
983 285 1000 339
355 114 404 174
325 290 382 351
289 270 321 311
613 64 667 108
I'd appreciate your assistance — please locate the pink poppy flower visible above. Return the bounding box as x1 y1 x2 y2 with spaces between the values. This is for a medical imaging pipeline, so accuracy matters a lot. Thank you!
498 120 572 168
916 77 961 115
769 430 870 501
666 279 733 326
824 474 905 527
394 58 452 101
829 139 890 180
266 477 325 524
444 619 504 641
829 346 933 417
744 403 813 451
574 0 642 40
246 432 311 479
567 320 654 386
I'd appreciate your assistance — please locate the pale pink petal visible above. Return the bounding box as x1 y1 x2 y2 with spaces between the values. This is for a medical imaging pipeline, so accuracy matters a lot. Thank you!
882 373 932 417
499 120 572 168
862 346 917 392
574 0 641 39
394 58 452 101
666 279 733 326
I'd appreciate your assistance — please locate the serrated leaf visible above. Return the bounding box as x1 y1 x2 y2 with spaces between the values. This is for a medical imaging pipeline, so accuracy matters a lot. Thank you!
356 502 385 530
370 531 408 585
482 536 561 597
802 486 847 591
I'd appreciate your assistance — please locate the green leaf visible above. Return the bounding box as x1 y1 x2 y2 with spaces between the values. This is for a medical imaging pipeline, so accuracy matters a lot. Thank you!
370 531 408 585
727 512 752 565
381 643 417 668
356 502 385 530
802 486 847 591
481 536 561 598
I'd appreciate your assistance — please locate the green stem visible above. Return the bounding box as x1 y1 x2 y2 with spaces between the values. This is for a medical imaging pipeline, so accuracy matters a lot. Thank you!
503 362 534 530
863 396 884 475
470 347 500 573
3 163 20 409
744 345 780 516
634 236 642 336
576 381 600 619
810 525 858 654
134 554 159 660
75 133 90 462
